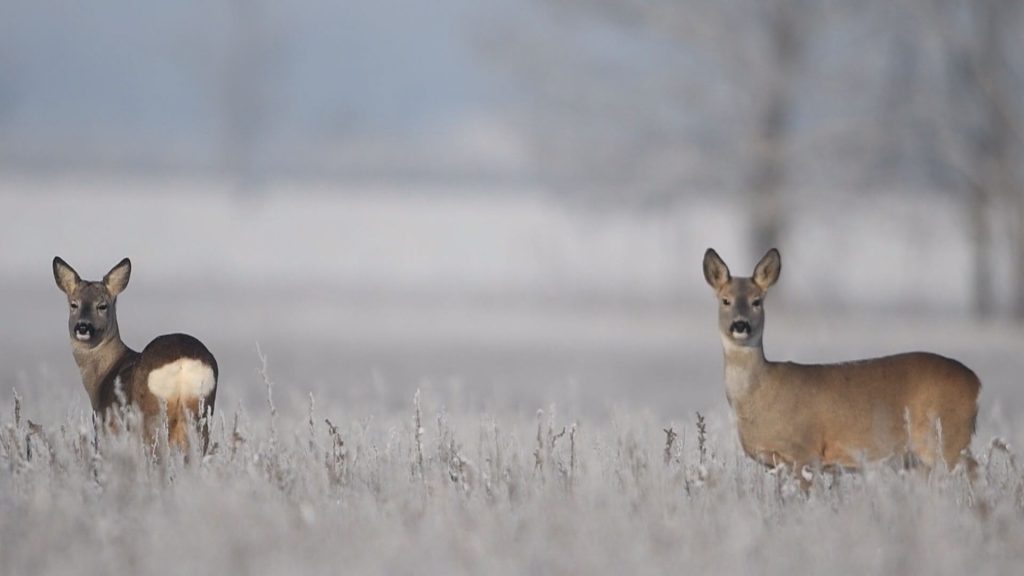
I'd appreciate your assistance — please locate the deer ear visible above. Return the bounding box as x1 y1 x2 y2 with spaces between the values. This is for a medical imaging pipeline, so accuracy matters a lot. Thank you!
703 248 731 289
53 257 81 295
103 258 132 296
753 248 781 290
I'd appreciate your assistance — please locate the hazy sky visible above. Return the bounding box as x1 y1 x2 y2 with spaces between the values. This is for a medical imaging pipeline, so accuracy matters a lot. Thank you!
0 0 507 144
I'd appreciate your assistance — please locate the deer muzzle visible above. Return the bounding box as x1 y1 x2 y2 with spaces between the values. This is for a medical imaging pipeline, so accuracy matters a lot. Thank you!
729 320 752 338
74 322 94 341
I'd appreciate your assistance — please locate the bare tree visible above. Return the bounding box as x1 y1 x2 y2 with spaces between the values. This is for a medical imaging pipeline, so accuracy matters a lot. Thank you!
497 0 1024 317
498 0 819 252
742 0 812 252
916 0 1024 318
220 0 282 194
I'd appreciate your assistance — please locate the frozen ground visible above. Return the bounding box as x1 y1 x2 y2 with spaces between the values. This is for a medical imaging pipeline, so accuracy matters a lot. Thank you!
3 178 1020 422
6 287 1024 430
2 181 1024 574
0 176 1005 309
1 366 1023 576
2 291 1024 575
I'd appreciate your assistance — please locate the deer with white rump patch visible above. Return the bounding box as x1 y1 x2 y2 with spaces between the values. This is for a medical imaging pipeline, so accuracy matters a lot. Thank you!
702 248 979 484
53 257 218 451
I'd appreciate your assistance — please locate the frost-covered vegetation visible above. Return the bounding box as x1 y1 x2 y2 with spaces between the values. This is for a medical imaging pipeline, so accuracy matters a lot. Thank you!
2 384 1023 576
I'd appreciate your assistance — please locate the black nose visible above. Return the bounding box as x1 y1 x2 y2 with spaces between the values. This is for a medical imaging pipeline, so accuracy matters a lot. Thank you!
74 322 93 335
730 320 751 334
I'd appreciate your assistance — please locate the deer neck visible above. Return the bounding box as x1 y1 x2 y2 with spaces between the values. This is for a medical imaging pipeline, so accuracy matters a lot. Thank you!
71 327 132 410
721 338 767 405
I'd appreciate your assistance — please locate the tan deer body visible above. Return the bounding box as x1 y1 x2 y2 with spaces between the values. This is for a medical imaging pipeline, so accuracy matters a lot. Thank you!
703 248 979 476
53 257 218 450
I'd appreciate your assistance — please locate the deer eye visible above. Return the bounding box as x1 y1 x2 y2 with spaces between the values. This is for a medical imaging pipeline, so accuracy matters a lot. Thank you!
721 298 732 306
752 298 763 308
70 301 79 310
97 303 109 311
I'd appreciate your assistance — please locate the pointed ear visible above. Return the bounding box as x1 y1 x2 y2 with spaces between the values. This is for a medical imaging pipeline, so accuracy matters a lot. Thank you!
703 248 731 289
752 248 781 290
103 258 132 296
53 257 81 295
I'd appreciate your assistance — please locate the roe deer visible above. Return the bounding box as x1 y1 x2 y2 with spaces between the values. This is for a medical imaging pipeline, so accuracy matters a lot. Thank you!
702 248 979 481
53 257 218 451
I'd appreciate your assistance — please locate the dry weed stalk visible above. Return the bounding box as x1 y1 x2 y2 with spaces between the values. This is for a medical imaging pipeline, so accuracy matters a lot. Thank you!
413 389 425 480
256 342 277 445
663 426 678 466
696 412 707 467
324 417 347 487
569 422 578 485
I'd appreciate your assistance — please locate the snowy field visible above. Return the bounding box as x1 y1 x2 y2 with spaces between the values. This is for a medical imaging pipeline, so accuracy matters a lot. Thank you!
2 370 1024 575
2 181 1024 574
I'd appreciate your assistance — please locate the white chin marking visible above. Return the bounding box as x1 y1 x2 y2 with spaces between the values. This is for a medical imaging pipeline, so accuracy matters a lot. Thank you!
147 358 216 402
731 332 750 340
75 333 91 342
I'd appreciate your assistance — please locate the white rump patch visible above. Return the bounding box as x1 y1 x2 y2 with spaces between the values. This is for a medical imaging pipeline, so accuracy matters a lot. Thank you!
147 358 216 402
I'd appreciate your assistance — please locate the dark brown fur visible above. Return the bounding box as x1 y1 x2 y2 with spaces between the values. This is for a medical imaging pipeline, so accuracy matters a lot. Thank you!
134 335 218 448
53 257 218 451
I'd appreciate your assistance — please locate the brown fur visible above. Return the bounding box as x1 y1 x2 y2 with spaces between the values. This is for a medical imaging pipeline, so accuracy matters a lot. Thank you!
134 335 218 450
53 257 218 452
703 248 980 482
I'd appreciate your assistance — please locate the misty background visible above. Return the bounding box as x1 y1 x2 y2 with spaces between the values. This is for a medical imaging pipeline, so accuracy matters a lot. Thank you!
1 0 1023 424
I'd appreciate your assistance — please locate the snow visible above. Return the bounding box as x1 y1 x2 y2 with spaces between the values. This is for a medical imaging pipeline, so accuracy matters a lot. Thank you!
2 178 1023 575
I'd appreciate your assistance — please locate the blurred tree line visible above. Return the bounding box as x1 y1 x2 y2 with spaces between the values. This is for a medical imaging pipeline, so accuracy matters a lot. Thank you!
495 0 1024 319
